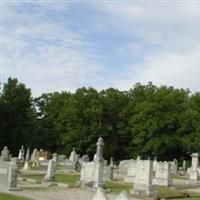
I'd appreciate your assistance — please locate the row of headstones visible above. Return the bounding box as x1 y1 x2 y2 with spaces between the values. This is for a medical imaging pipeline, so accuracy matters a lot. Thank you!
120 158 172 186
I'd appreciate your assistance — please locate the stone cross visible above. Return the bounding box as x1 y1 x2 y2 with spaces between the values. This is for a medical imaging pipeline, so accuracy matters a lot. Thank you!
94 137 104 188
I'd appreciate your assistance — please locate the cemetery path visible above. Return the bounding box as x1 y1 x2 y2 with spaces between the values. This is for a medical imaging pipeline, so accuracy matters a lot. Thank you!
8 187 132 200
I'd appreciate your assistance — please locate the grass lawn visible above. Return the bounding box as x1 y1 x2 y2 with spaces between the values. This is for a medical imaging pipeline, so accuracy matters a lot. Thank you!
0 193 32 200
172 175 188 180
105 181 132 193
21 173 80 187
172 198 200 200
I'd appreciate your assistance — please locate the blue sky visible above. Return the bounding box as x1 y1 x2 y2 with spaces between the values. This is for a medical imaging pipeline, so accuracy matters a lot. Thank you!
2 1 200 96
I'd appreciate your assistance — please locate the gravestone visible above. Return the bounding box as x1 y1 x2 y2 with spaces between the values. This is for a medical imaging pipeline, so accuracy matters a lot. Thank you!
154 161 171 186
57 155 66 162
52 153 58 162
23 147 30 171
133 160 154 197
43 159 55 181
189 153 199 180
1 146 10 161
94 137 104 188
82 154 90 163
0 158 19 191
182 160 187 171
69 148 79 162
124 160 137 183
31 148 40 167
18 145 25 161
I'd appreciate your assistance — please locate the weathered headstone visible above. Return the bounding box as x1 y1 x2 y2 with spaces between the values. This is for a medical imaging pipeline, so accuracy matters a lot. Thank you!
1 146 10 161
18 145 25 161
182 160 187 171
0 158 19 191
31 148 40 167
52 153 58 162
23 147 30 171
189 153 199 180
82 154 90 163
69 148 79 162
133 160 154 197
154 161 171 186
43 159 55 181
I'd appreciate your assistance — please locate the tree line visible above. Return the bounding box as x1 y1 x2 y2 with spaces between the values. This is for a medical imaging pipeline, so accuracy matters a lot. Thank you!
0 78 200 161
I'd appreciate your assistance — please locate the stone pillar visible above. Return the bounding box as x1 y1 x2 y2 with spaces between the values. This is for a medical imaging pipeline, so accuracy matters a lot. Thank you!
43 159 55 181
191 153 199 170
94 137 104 188
23 147 30 171
190 153 199 181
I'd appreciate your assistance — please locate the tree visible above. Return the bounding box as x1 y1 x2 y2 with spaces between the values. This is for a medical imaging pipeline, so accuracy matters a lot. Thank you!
0 78 36 154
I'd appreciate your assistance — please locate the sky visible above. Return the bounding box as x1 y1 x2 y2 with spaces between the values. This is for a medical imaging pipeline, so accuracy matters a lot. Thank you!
1 0 200 96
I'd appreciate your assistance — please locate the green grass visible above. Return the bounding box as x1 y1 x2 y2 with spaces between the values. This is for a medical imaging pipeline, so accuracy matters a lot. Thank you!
21 173 80 187
172 198 200 200
105 181 132 193
0 193 33 200
172 175 188 180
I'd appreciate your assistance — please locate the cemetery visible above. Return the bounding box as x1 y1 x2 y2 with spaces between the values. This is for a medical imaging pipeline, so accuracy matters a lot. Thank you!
1 2 200 200
1 139 200 200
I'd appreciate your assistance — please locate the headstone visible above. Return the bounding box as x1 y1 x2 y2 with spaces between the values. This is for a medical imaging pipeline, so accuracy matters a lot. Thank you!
115 191 130 200
23 147 30 171
43 159 55 181
154 161 171 186
1 146 10 161
18 145 25 161
189 153 199 180
82 154 90 163
133 160 154 197
110 157 114 167
94 137 104 188
52 153 58 162
91 187 109 200
31 148 40 167
0 158 19 191
124 161 137 183
57 155 66 162
182 160 186 171
80 161 95 185
69 148 79 162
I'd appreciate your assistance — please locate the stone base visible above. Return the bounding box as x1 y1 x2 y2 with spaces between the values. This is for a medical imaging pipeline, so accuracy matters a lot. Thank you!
43 175 55 182
190 170 198 181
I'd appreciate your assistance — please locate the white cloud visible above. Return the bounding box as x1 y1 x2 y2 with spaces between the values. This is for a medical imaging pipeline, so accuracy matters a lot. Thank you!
94 2 200 92
3 2 111 96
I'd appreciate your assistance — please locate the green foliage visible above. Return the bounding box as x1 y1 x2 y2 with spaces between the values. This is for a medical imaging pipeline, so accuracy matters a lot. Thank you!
1 78 200 161
0 193 33 200
0 78 36 154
